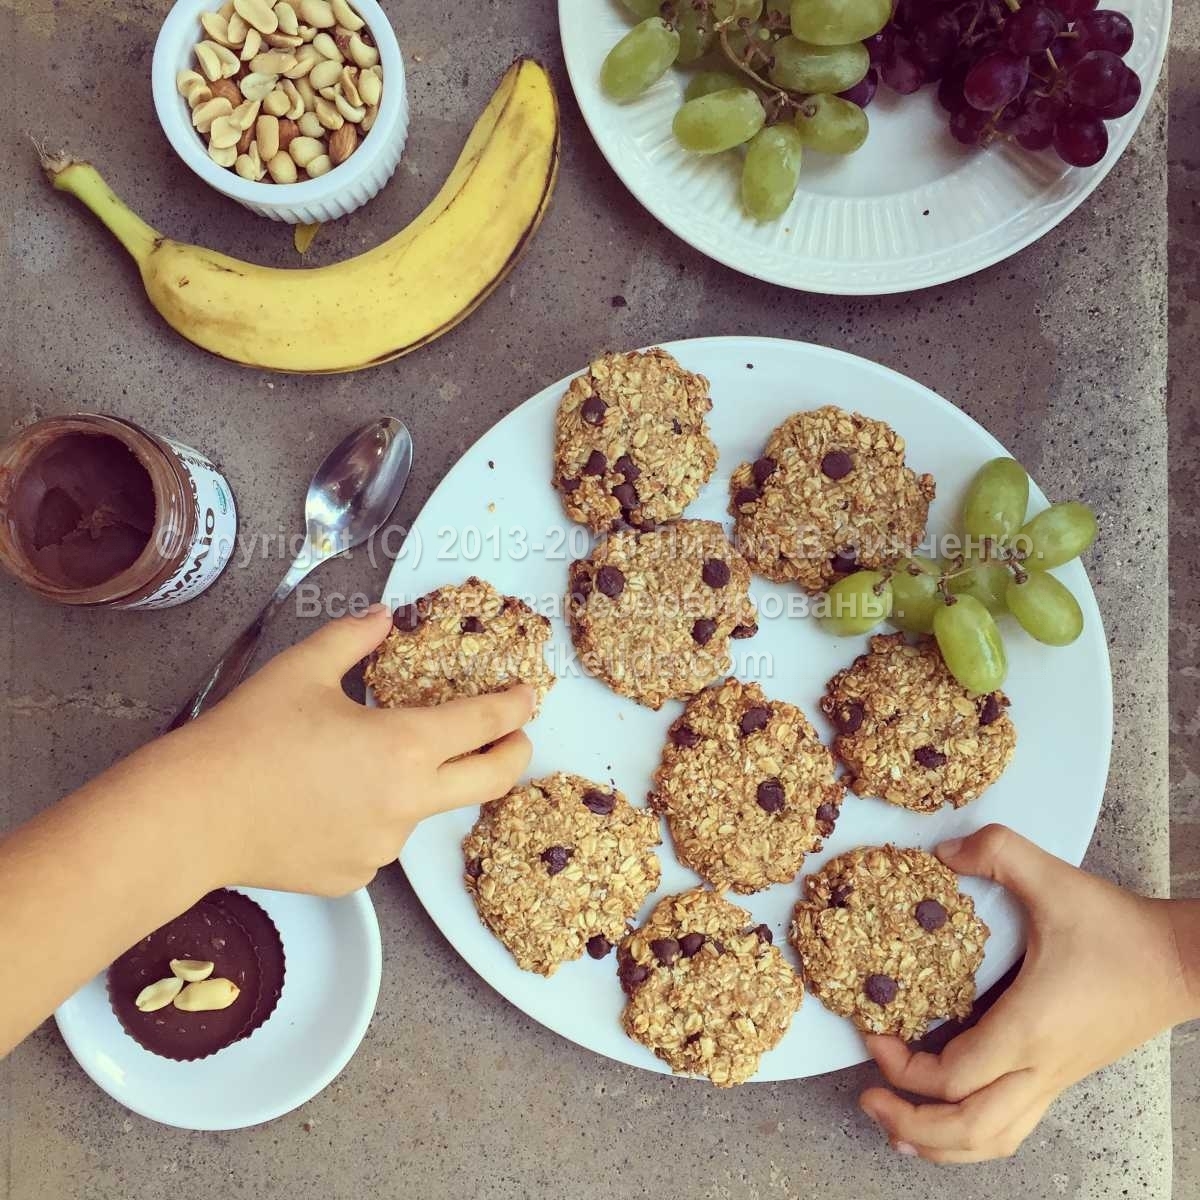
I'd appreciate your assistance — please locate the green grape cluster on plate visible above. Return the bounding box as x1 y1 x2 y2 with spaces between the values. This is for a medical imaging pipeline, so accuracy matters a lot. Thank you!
817 456 1099 694
601 1 884 222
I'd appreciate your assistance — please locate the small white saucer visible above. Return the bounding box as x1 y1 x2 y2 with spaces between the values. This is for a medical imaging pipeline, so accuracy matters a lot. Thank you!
55 887 382 1131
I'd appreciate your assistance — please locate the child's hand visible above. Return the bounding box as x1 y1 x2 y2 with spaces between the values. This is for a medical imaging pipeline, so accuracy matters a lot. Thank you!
858 824 1195 1164
165 604 535 898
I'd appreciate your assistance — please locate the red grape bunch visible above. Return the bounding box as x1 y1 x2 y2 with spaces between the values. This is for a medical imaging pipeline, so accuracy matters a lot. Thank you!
875 0 1141 167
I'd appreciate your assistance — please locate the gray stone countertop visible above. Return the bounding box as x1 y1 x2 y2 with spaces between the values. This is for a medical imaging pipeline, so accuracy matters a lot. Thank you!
0 1 1172 1197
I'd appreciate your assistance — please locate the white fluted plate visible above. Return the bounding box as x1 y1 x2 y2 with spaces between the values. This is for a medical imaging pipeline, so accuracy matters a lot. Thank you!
559 0 1170 294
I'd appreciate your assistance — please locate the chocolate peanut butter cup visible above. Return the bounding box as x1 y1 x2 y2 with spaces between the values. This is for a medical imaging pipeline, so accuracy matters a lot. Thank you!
106 889 285 1061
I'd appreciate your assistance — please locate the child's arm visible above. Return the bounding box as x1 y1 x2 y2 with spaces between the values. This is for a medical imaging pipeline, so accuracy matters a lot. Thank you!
0 605 534 1057
859 825 1200 1163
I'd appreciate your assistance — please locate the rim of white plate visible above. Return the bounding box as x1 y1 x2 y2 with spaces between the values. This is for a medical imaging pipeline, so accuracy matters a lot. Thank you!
558 1 1171 294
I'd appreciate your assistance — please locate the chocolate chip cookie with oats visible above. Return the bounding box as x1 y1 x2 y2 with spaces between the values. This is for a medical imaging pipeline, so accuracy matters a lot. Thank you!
790 845 989 1041
553 348 718 534
566 519 758 710
365 576 555 712
821 633 1016 813
729 406 936 593
463 773 662 976
618 888 803 1087
650 679 844 894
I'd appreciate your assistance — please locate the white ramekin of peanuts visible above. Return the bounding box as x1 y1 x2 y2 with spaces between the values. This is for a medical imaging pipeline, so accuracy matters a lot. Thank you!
152 0 408 223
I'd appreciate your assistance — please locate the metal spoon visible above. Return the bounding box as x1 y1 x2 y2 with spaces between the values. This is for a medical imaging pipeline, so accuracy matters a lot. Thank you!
168 416 413 731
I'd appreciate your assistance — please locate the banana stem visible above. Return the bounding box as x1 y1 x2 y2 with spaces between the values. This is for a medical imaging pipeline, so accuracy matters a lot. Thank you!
36 145 161 264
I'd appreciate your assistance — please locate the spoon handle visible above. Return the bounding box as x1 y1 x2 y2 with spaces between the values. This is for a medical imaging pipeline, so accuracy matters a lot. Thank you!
166 554 318 732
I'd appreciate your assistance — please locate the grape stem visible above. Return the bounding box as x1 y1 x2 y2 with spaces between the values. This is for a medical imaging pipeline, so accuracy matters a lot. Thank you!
715 22 797 114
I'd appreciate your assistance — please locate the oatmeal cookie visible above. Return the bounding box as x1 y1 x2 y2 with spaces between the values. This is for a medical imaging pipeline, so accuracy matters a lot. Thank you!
651 679 844 894
618 888 802 1087
553 348 718 533
821 632 1015 812
463 773 661 976
365 576 555 712
566 520 757 710
790 845 988 1040
729 406 935 593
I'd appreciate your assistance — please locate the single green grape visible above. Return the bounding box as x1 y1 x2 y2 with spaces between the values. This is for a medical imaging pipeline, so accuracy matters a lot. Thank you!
1006 572 1084 646
621 0 665 20
601 18 681 103
933 595 1008 694
714 0 765 21
677 6 715 64
819 570 893 636
1017 502 1098 570
948 557 1011 616
889 558 942 634
741 124 803 221
685 70 743 101
793 93 868 153
962 457 1030 544
790 0 891 45
673 88 766 153
768 36 870 93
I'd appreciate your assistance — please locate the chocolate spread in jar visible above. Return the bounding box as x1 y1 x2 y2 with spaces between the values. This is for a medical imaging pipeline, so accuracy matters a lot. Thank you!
0 414 237 609
11 432 157 589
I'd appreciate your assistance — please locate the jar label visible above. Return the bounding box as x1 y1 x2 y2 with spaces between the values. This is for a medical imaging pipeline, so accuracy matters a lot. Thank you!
119 440 238 610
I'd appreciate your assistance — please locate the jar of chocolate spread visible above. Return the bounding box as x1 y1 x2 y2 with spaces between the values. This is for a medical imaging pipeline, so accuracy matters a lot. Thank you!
0 414 236 609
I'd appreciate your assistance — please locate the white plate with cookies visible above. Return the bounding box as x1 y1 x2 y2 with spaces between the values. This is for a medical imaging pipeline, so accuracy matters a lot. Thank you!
380 336 1112 1081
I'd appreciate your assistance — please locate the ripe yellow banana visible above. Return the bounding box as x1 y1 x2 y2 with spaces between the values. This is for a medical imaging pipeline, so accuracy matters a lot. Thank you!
39 58 559 374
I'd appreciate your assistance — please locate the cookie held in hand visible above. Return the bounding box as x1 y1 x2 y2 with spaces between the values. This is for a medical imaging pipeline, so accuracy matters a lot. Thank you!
790 845 988 1041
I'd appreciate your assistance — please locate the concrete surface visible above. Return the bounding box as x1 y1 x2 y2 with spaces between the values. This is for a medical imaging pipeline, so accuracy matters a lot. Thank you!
1168 1 1199 1194
0 1 1182 1198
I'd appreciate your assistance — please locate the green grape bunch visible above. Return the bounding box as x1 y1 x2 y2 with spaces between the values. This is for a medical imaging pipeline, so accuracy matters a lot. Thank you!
600 0 890 223
816 456 1099 694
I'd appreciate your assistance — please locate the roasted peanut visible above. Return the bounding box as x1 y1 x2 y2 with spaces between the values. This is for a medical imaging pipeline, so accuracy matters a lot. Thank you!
314 97 343 130
274 0 300 35
239 71 278 102
331 0 364 33
256 113 281 160
308 57 342 90
287 134 325 167
312 31 343 61
263 86 291 117
297 109 324 137
266 150 298 183
234 0 279 35
192 95 234 132
306 152 332 177
240 27 264 60
347 32 378 69
135 977 183 1012
299 0 336 29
